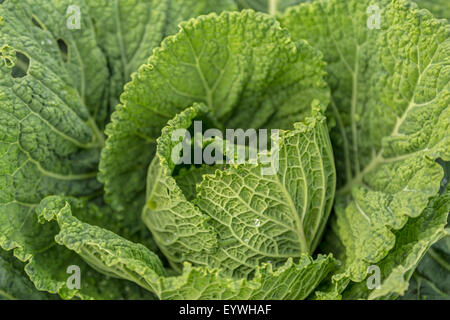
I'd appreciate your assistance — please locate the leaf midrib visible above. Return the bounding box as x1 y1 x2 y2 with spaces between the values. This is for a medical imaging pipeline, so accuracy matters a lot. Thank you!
273 137 309 254
335 9 444 195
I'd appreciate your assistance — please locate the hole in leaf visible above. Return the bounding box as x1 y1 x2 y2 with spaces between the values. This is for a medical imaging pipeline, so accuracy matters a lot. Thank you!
436 158 449 194
31 15 44 29
11 51 30 78
57 39 69 62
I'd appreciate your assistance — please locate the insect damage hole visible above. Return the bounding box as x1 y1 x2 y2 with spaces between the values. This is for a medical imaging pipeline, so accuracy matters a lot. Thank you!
31 15 45 29
57 39 69 62
11 51 30 78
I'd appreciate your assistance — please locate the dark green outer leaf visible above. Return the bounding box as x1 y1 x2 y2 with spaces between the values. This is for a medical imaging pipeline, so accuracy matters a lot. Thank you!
401 236 449 300
0 0 106 267
0 249 55 300
0 0 142 299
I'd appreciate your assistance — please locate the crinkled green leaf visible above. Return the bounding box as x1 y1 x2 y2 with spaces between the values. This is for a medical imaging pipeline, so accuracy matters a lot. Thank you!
342 186 449 299
0 0 236 263
414 0 450 19
281 0 449 297
175 164 227 201
235 0 308 15
314 162 449 300
0 0 110 130
193 109 336 277
158 255 337 300
0 0 180 299
91 0 238 216
402 165 449 300
39 196 337 300
100 9 330 215
0 0 108 292
143 96 335 278
3 196 155 300
402 235 449 299
142 104 219 269
2 0 446 301
25 242 157 300
0 249 55 300
86 0 237 109
37 197 166 295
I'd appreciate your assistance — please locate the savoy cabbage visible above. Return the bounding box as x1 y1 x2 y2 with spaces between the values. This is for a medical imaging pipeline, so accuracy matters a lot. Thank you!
0 0 448 300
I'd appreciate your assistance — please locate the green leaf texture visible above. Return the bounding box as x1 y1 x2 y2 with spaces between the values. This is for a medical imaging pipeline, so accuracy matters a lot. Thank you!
281 0 449 297
37 197 166 295
342 186 449 299
414 0 450 19
86 0 237 109
100 9 330 215
0 0 146 299
193 108 336 276
0 0 237 299
398 160 449 300
143 96 336 277
402 235 449 299
0 249 55 300
175 164 227 201
1 195 159 299
142 104 218 269
0 0 106 271
36 197 338 299
157 255 337 300
235 0 308 15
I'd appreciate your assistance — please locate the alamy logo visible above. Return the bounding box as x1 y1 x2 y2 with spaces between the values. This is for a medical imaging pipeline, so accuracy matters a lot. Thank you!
66 265 81 290
171 121 280 175
366 265 381 290
367 5 381 30
66 5 81 30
